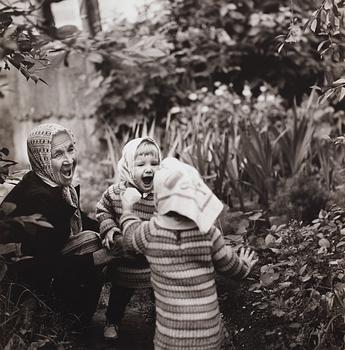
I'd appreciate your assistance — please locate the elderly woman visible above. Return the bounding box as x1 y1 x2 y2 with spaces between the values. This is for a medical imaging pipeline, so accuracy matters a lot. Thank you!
2 123 110 325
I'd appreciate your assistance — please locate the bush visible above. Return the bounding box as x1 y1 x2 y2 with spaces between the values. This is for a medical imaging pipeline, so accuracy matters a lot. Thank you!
0 285 72 349
252 206 345 349
271 174 329 223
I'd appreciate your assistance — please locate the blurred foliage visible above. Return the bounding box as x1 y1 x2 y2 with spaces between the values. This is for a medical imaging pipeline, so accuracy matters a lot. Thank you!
74 0 345 128
0 147 16 184
74 0 323 123
271 174 330 223
279 0 345 103
0 1 51 85
0 0 169 98
166 0 329 102
3 0 345 114
2 0 345 118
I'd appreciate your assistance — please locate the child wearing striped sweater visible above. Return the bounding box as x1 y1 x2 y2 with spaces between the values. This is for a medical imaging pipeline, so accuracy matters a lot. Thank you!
120 157 258 350
96 137 161 340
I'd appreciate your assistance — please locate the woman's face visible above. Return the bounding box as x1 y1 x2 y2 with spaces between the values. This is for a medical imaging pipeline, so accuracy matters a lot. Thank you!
51 132 77 186
133 153 160 193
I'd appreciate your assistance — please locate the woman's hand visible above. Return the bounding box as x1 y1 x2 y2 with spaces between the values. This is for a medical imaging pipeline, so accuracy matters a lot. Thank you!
239 247 258 274
121 187 142 211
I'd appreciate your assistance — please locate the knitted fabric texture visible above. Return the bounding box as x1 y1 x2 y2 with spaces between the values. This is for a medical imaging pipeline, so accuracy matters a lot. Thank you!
27 123 82 235
96 181 154 288
154 157 223 233
120 215 249 350
117 137 161 189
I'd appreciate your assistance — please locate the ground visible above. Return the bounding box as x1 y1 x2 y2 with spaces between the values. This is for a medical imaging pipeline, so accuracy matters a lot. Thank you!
70 277 270 350
71 285 155 350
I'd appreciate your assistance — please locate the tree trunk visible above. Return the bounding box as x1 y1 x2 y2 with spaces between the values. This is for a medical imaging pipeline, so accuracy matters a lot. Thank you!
32 0 59 35
78 0 102 37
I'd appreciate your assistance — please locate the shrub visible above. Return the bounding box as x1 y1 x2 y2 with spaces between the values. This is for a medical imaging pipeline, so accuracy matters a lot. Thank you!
0 285 72 349
271 174 329 223
253 206 345 349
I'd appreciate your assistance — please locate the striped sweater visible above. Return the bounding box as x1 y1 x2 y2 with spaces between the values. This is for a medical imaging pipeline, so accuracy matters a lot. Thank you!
120 213 249 350
96 181 154 288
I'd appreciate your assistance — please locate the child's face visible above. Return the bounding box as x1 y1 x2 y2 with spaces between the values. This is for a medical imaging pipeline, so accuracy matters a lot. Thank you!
133 152 160 193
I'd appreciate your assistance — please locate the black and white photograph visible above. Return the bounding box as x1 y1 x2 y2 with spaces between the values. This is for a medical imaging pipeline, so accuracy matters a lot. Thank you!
1 0 345 349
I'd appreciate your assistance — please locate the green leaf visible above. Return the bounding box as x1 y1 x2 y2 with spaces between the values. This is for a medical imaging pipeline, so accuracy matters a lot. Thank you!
88 52 103 64
318 237 330 248
317 40 329 52
332 78 345 86
248 212 262 221
265 234 276 247
310 19 317 32
260 271 280 286
324 0 332 10
56 25 80 40
235 218 249 235
15 214 54 229
319 209 328 219
339 87 345 101
272 309 285 317
140 48 166 59
0 243 19 255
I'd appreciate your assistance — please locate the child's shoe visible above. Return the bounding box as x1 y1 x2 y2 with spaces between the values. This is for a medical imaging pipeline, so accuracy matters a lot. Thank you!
103 322 119 340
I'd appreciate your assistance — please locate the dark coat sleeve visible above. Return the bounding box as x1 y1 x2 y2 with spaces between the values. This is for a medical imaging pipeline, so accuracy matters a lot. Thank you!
81 212 99 232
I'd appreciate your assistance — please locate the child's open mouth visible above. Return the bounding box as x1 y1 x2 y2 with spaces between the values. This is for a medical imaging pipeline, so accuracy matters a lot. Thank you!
142 174 153 187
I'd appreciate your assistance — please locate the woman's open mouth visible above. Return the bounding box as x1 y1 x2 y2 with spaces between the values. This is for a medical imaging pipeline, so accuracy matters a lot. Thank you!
61 168 73 179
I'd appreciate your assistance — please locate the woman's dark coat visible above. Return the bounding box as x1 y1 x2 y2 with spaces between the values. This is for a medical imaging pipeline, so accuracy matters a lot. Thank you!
1 170 102 322
3 170 98 256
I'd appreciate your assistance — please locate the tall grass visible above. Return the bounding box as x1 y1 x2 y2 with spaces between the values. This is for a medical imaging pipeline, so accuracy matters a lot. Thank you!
240 124 278 208
275 102 314 177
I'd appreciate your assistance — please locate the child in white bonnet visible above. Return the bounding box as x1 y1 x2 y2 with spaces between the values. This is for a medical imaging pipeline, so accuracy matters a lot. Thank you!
96 137 161 340
120 157 257 350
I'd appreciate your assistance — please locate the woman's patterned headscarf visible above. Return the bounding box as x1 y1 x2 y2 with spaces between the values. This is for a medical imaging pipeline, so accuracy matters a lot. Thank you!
27 123 82 235
117 137 161 189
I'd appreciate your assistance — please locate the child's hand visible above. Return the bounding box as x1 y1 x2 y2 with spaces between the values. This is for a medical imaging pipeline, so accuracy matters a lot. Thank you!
121 188 142 211
102 228 118 250
239 247 258 274
102 229 119 250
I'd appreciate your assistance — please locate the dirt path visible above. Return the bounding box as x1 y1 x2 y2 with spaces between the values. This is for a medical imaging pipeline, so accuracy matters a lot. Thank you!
72 287 155 350
70 278 267 350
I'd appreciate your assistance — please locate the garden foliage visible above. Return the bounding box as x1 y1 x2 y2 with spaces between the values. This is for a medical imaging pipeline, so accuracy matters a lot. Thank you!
4 0 345 349
252 205 345 349
96 82 345 227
